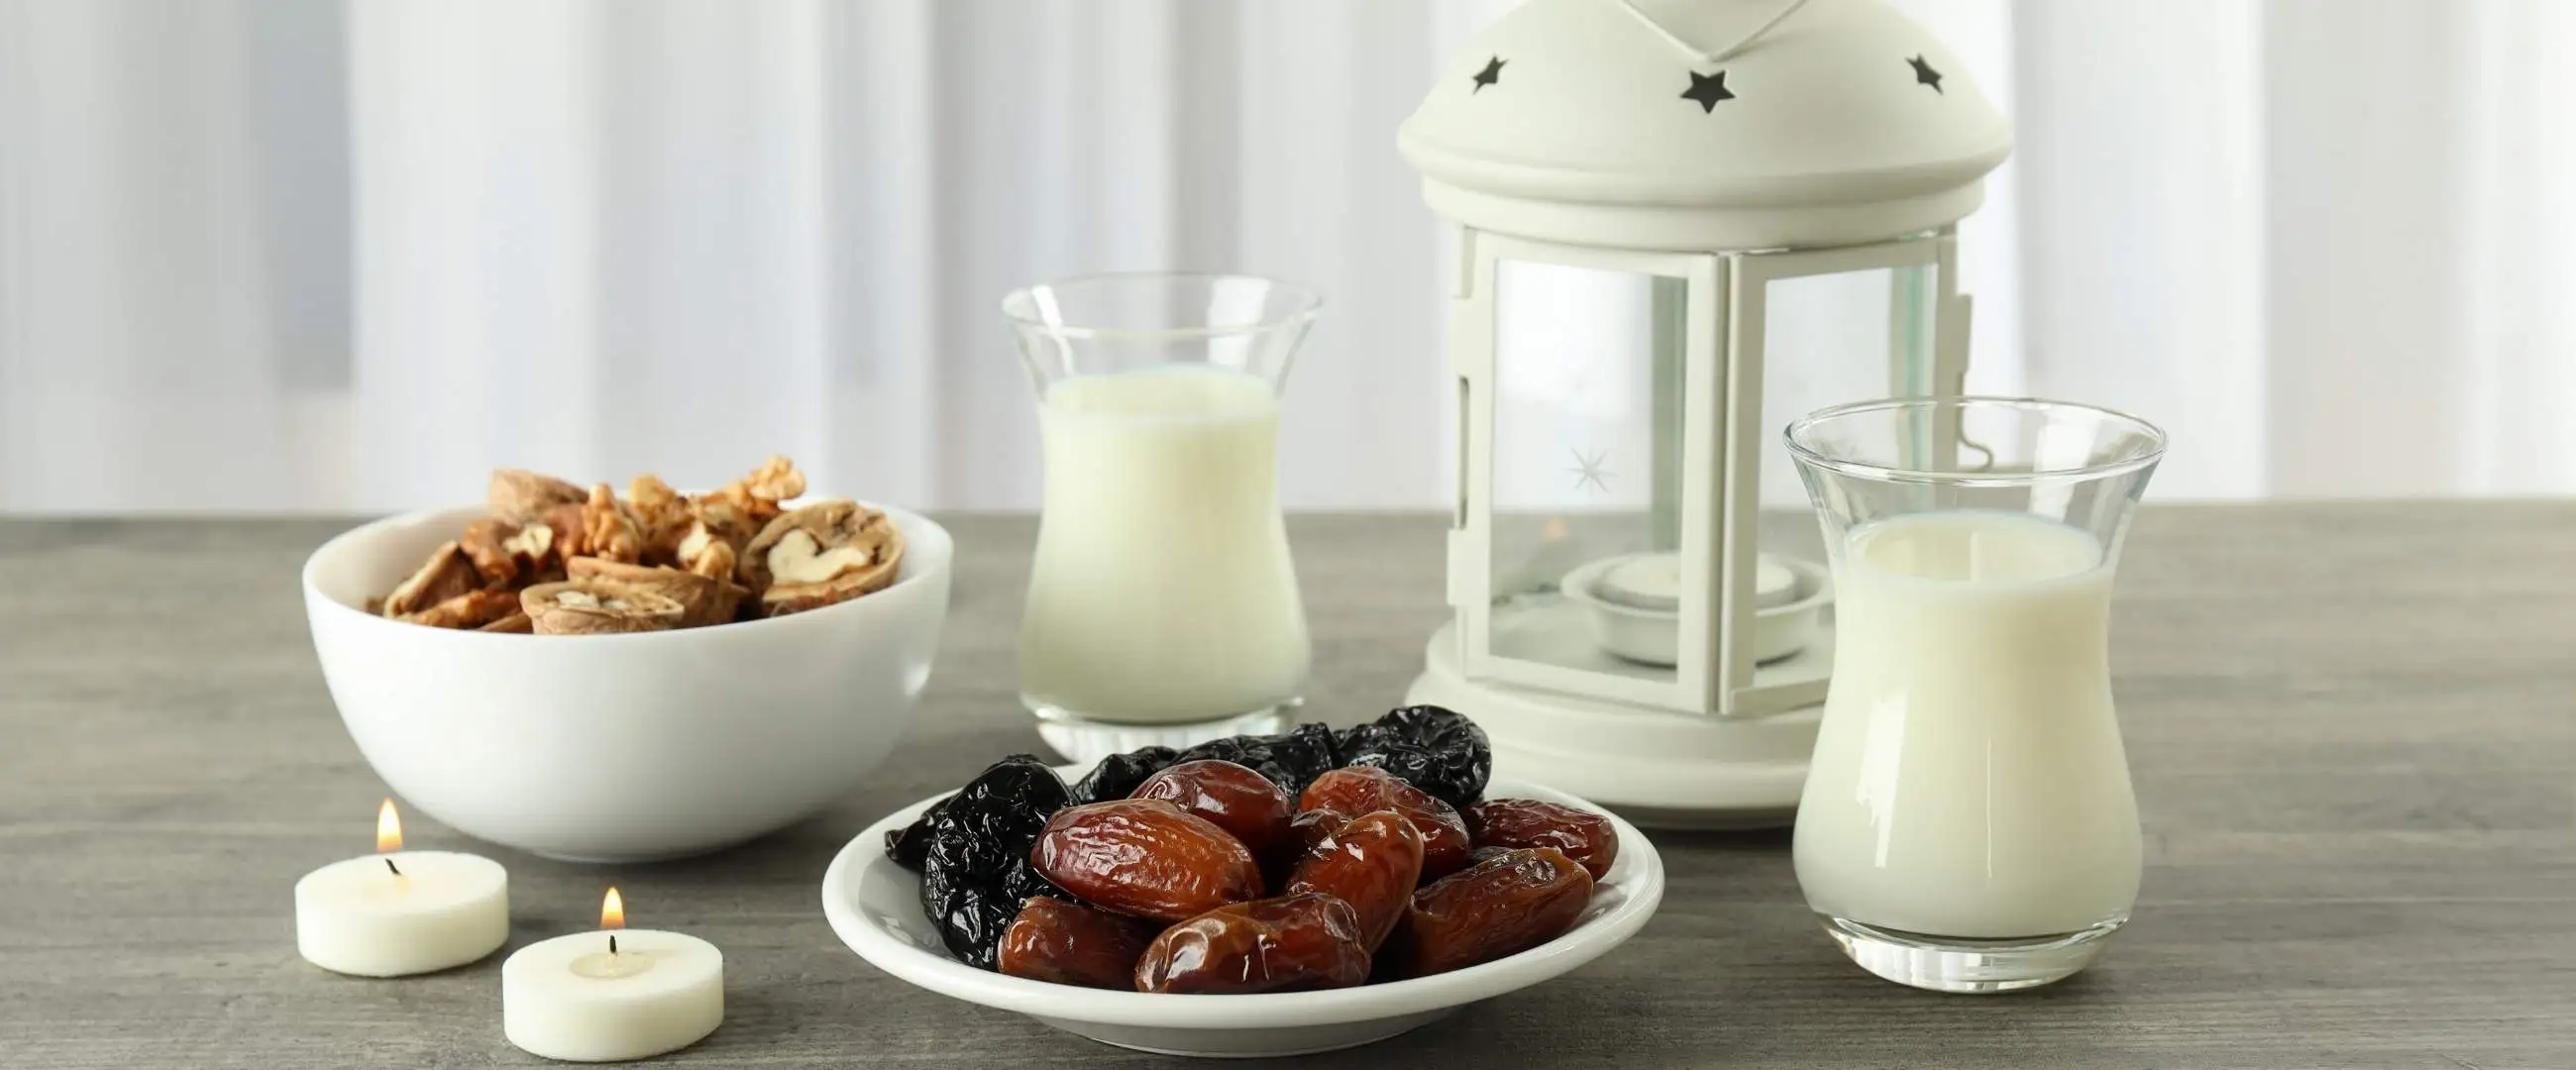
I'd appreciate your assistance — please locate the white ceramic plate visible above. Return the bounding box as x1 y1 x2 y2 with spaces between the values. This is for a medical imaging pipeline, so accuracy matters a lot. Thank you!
820 769 1664 1058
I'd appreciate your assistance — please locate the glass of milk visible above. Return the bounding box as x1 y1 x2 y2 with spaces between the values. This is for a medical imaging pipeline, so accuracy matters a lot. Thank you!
1001 273 1323 761
1783 396 2167 994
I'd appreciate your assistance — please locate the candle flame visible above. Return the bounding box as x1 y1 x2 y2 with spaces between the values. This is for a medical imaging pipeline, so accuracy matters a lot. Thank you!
376 798 402 853
600 887 626 930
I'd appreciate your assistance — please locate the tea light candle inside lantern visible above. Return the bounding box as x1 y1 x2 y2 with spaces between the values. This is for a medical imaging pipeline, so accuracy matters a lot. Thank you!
504 888 723 1063
1594 552 1800 612
295 799 509 977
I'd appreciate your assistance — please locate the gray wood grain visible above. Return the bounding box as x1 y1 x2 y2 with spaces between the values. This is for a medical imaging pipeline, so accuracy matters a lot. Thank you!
2 506 2570 1069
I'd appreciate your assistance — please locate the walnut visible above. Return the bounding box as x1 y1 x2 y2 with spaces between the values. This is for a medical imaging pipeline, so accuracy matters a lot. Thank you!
458 520 516 585
741 455 805 500
383 542 483 617
519 580 687 635
696 456 806 542
566 557 743 628
405 588 522 629
480 611 534 634
674 518 739 580
488 468 586 526
572 483 645 564
627 474 693 564
459 518 557 588
738 499 905 616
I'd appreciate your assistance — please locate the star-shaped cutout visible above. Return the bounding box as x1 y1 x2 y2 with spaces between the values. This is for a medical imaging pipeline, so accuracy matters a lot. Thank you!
1471 55 1504 94
1908 54 1943 94
1680 69 1735 113
1568 448 1613 494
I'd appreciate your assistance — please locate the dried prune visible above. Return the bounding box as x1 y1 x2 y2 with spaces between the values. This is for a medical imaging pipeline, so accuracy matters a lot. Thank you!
1387 846 1593 978
1067 745 1179 805
1133 759 1296 862
886 810 935 870
1300 766 1473 881
906 755 1072 969
998 897 1158 990
1174 722 1342 796
922 882 1020 972
1466 798 1620 880
1285 809 1425 951
1133 892 1371 994
1336 705 1490 808
1031 799 1263 921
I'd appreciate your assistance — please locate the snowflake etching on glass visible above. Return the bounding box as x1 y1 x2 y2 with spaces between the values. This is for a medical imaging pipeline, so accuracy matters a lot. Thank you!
1567 447 1613 495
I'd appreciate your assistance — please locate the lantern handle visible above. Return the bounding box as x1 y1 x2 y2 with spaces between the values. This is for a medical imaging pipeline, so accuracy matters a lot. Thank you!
1609 0 1818 66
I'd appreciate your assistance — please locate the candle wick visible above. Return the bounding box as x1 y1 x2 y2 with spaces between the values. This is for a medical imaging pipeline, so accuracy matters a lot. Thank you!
608 934 618 956
383 857 402 877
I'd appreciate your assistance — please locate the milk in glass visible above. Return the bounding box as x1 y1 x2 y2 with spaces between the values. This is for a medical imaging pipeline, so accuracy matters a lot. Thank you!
1019 366 1311 723
1794 510 2142 938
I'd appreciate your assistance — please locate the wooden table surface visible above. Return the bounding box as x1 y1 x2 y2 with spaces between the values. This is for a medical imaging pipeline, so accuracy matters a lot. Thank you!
3 505 2571 1069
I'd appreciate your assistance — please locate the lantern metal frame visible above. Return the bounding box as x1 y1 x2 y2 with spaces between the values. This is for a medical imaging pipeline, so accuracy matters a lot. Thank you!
1444 225 1966 720
1396 0 2007 823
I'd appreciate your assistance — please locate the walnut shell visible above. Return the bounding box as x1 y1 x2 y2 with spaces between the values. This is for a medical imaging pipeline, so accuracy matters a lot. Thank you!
405 588 523 630
519 581 687 635
565 557 743 628
739 499 905 616
479 611 534 634
488 468 586 526
459 518 557 588
383 541 484 617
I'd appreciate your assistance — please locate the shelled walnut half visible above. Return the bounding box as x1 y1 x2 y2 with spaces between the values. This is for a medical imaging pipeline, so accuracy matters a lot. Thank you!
519 580 687 635
566 557 744 628
563 483 645 565
738 500 905 616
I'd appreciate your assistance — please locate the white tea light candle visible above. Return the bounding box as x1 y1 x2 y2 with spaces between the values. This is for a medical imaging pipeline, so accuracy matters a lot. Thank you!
1592 552 1798 612
504 888 723 1062
295 799 508 977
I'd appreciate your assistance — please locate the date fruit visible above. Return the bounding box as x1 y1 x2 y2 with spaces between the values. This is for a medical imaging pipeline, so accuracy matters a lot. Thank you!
1133 892 1372 994
1289 807 1350 856
1031 799 1262 922
1299 766 1473 881
1465 798 1620 880
1387 846 1593 978
1335 704 1490 808
1284 809 1425 951
998 898 1158 990
1132 759 1296 863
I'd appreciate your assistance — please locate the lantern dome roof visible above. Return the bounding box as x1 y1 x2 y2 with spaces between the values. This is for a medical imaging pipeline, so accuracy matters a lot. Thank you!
1398 0 2012 251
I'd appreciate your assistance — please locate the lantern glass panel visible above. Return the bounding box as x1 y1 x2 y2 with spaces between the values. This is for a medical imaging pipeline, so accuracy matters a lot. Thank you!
1729 261 1941 709
1485 258 1689 687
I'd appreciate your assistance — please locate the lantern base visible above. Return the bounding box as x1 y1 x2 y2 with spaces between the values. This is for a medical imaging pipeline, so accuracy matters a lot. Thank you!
1407 623 1816 830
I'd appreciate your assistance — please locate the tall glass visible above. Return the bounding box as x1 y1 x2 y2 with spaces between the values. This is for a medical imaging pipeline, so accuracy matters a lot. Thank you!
1002 273 1322 760
1784 396 2166 993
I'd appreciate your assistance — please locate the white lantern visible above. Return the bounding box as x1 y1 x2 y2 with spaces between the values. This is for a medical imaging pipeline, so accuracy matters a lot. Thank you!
1397 0 2010 826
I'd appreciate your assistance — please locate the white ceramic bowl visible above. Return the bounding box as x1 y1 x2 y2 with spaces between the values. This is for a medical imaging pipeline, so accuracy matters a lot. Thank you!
821 769 1664 1058
303 502 952 863
1560 553 1832 667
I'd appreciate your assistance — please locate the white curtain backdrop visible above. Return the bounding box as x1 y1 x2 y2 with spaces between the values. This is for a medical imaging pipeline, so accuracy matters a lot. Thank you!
2 0 2573 512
